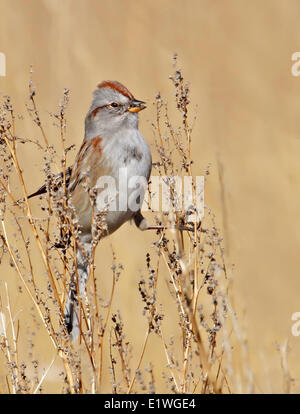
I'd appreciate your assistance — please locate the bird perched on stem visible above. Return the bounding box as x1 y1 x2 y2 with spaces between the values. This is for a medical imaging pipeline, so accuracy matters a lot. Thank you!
29 81 152 340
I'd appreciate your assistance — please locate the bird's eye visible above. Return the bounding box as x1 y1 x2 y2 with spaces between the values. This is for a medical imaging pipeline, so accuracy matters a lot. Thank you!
110 102 119 108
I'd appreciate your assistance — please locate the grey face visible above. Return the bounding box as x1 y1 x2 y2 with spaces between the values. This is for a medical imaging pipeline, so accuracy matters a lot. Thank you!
93 97 146 117
85 87 146 137
99 100 130 118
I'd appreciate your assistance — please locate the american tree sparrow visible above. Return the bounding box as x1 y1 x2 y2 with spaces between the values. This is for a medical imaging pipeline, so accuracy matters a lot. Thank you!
29 81 152 340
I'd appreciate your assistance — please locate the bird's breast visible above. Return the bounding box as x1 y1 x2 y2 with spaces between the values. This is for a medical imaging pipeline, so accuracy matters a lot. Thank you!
101 128 152 181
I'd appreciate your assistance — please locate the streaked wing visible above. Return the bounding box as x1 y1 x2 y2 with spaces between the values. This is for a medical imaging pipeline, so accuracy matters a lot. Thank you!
68 136 113 232
68 137 105 192
28 166 73 199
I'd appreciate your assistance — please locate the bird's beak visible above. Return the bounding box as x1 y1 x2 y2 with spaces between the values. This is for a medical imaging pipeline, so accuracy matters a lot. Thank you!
128 99 146 113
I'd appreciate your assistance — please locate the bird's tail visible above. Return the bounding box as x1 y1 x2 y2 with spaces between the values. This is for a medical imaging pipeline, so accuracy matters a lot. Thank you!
64 245 90 341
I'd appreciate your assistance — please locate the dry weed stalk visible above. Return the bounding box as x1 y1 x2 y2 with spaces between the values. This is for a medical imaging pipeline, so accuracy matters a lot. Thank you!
0 59 245 394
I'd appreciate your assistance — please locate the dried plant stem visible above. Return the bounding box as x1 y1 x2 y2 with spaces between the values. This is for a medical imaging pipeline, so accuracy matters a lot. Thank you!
0 178 18 204
2 133 64 316
109 329 117 394
127 328 150 394
33 354 56 394
29 94 49 148
0 290 17 393
161 332 180 392
5 283 19 371
98 268 116 391
180 330 192 393
1 133 76 392
0 218 57 350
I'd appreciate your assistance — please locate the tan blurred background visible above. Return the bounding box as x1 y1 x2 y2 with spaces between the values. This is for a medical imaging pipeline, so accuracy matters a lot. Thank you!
1 0 300 393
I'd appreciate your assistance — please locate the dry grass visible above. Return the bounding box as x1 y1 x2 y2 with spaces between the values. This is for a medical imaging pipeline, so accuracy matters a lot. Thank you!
0 55 293 394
